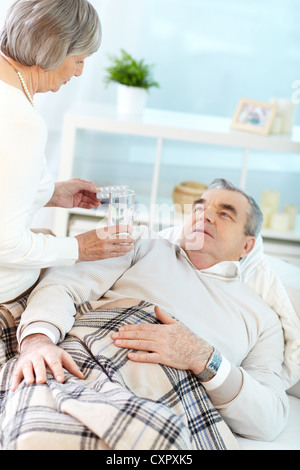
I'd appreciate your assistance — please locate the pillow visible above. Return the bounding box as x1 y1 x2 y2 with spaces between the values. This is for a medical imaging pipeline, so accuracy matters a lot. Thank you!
159 226 300 389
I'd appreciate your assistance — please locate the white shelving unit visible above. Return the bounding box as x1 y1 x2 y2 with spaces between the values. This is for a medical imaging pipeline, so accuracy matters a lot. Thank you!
53 101 300 263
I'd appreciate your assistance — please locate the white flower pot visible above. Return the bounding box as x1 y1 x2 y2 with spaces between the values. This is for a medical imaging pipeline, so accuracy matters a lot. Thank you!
117 84 147 116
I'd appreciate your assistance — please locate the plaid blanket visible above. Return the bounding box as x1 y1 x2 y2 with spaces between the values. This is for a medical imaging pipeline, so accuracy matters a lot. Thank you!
0 297 240 450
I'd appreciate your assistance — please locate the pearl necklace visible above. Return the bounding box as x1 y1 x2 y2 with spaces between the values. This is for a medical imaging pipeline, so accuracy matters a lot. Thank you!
0 51 34 107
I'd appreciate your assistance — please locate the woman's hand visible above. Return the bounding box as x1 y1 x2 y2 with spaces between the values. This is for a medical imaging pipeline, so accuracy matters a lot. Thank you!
11 334 84 391
111 306 213 374
75 225 135 262
46 178 101 209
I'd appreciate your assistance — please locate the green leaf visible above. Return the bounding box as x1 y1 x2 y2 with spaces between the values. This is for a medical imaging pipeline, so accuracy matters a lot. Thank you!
104 49 160 90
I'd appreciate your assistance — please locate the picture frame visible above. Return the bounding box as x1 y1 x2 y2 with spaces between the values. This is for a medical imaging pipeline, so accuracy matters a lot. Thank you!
231 98 277 135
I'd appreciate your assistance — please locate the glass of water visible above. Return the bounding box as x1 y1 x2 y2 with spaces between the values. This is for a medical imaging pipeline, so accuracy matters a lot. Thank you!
108 188 135 229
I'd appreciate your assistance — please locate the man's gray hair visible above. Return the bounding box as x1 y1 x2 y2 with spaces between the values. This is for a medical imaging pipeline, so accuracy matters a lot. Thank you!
0 0 101 70
207 178 263 237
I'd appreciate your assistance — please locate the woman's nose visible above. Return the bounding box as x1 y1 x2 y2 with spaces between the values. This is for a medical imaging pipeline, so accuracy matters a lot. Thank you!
75 64 84 77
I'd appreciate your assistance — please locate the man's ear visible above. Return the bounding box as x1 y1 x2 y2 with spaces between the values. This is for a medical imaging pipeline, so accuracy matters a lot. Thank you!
240 236 256 259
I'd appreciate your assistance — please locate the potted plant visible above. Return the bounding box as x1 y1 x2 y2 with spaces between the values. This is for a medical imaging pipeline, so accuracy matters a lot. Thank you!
104 49 159 115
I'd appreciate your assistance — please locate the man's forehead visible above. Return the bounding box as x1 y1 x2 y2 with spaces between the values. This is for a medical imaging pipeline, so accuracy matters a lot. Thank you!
195 188 250 213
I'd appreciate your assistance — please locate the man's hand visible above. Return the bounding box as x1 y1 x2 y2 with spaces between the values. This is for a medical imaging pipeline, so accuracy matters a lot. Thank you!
111 306 213 374
11 334 84 391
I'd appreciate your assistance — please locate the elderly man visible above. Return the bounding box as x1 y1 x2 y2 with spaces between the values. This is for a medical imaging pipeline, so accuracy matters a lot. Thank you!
11 178 288 441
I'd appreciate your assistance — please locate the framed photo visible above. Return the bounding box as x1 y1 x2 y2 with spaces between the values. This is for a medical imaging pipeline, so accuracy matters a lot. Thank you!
231 98 277 135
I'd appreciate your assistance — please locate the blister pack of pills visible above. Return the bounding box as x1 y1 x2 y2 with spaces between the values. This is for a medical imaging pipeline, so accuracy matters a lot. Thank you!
97 185 129 203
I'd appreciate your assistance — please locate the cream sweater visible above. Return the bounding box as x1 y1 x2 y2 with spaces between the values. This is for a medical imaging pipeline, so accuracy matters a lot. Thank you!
18 231 289 441
0 80 78 303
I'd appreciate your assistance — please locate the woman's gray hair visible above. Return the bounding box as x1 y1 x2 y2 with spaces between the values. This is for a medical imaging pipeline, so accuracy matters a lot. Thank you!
0 0 101 70
207 178 263 237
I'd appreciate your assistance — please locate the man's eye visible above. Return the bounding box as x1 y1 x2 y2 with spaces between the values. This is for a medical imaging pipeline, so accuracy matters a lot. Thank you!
220 212 230 218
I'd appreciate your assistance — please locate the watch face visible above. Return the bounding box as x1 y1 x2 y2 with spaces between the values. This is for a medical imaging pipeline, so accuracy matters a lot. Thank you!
197 349 222 381
210 352 222 372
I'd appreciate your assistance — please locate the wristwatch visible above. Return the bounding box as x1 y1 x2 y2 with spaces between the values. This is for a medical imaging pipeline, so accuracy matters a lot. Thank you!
196 348 222 382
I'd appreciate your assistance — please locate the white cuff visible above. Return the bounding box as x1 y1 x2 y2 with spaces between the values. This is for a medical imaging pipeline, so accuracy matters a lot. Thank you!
201 356 232 391
19 322 60 345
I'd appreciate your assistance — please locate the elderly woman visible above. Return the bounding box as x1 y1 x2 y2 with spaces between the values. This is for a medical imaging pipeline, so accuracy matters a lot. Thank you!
0 0 134 305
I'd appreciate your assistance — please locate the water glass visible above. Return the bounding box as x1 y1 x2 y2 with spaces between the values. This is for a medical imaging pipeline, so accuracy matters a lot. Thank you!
108 188 135 229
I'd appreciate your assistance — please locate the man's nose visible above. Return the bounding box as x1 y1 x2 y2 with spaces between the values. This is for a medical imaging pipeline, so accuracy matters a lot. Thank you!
203 207 215 224
194 205 215 224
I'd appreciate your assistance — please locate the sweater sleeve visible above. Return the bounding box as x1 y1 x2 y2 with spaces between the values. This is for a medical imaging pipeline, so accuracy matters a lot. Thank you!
0 229 79 269
17 249 135 344
205 314 289 441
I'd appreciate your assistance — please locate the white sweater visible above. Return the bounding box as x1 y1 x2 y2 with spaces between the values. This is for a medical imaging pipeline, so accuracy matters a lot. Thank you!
18 232 289 441
0 80 78 303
